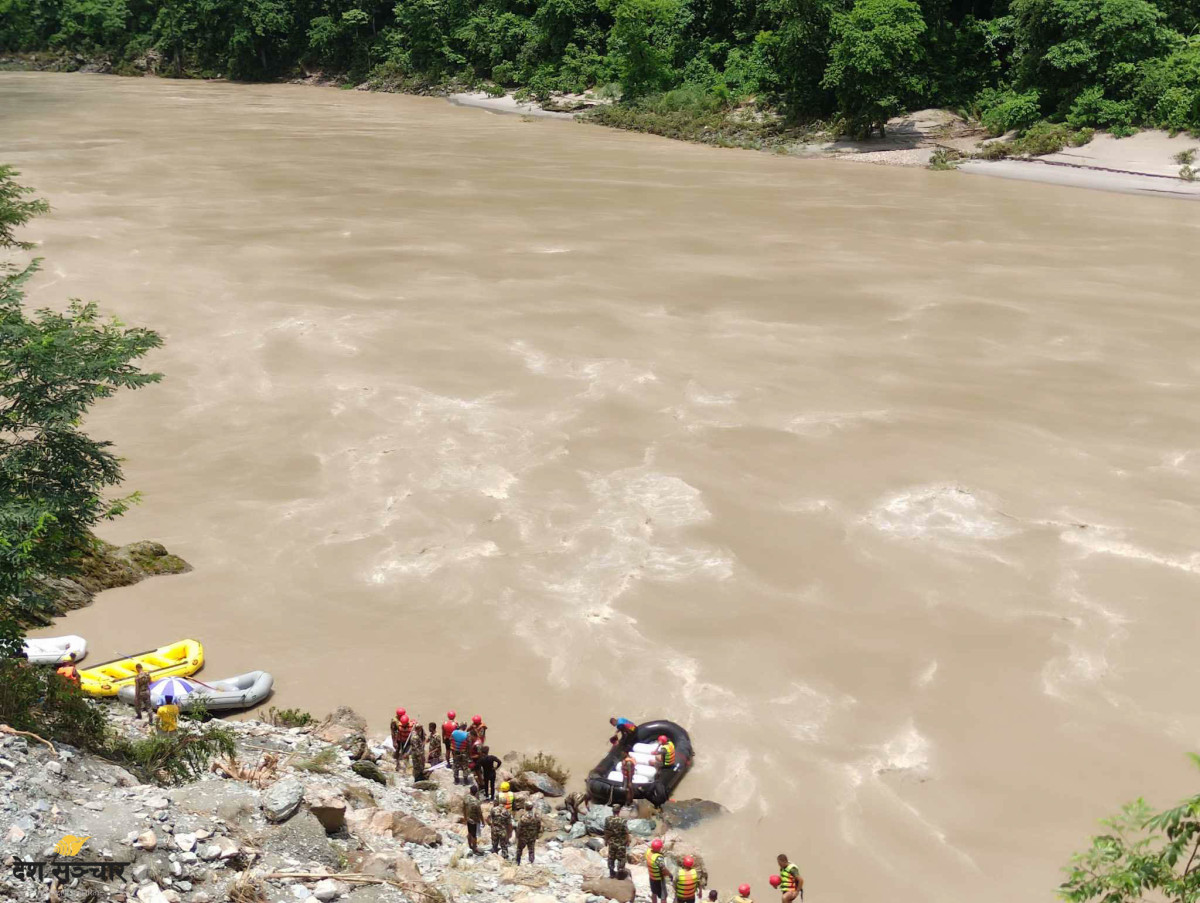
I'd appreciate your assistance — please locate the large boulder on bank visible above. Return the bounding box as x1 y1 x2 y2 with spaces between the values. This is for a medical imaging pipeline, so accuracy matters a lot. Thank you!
660 799 728 830
305 785 347 833
315 707 368 745
263 778 304 823
581 806 609 836
351 760 387 784
582 877 637 902
346 808 441 846
514 772 565 797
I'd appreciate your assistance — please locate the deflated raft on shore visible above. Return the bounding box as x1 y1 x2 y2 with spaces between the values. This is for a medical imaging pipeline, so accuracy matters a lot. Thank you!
586 719 694 806
79 639 204 696
117 670 273 712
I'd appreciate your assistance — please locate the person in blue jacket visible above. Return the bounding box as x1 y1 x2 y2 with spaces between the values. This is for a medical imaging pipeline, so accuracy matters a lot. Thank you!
609 716 637 749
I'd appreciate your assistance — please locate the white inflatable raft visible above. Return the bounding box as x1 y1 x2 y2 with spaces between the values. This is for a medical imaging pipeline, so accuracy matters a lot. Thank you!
117 670 274 712
22 635 87 665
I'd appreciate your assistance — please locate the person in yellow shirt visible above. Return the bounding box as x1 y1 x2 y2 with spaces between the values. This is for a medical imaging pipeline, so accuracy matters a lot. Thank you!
156 695 180 734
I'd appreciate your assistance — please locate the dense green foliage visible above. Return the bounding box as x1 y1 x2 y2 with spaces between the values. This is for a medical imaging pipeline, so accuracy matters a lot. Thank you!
1 0 1197 133
0 659 109 750
1060 755 1200 903
0 167 162 657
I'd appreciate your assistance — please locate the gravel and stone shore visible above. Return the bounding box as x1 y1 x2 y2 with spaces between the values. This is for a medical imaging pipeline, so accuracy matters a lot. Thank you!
0 706 725 903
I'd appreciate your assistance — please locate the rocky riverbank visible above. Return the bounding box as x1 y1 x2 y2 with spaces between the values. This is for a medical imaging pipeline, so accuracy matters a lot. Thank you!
0 705 726 903
24 537 191 628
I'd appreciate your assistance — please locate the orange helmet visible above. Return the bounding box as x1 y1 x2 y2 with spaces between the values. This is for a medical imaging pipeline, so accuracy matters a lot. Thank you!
472 715 482 725
447 710 457 719
658 735 669 744
682 856 695 869
650 839 664 852
769 876 782 888
400 714 409 724
395 707 404 718
739 885 751 896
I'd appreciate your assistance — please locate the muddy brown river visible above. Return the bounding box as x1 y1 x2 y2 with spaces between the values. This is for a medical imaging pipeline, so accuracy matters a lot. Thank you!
4 71 1200 903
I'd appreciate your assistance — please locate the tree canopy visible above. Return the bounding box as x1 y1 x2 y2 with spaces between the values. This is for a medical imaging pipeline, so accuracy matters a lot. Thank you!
0 167 162 656
1 0 1196 133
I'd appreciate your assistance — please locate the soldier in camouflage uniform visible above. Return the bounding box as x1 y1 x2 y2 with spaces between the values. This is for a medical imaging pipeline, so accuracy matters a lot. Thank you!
426 722 443 767
133 664 152 722
514 803 542 865
411 724 427 782
562 791 585 825
463 786 484 855
489 798 513 857
604 803 630 879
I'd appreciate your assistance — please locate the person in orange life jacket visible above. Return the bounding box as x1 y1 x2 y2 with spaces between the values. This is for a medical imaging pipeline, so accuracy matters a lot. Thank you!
391 710 414 766
468 714 487 745
56 653 80 686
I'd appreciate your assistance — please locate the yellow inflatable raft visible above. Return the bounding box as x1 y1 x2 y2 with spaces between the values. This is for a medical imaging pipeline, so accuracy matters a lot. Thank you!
79 639 204 696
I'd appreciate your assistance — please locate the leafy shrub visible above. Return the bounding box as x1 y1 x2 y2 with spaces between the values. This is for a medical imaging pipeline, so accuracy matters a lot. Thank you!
295 746 339 773
484 82 506 96
517 751 570 784
1135 40 1200 133
1069 127 1095 146
111 723 237 785
928 147 962 169
0 661 108 752
1015 120 1072 154
977 87 1041 135
1175 148 1197 165
265 706 314 727
1181 165 1196 181
1066 86 1136 130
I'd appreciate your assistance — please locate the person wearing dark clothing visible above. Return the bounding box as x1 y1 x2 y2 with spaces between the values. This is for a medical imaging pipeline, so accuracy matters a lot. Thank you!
477 746 502 800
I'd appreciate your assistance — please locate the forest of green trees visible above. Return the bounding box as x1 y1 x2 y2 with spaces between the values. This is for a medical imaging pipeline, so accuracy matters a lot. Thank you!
2 0 1199 137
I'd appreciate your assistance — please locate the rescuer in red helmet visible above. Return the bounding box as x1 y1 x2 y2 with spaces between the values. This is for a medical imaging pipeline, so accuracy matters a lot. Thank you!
442 712 457 762
646 838 666 903
675 855 700 903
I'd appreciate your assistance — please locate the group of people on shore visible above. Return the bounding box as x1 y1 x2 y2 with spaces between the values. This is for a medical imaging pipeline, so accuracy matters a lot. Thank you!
389 706 805 903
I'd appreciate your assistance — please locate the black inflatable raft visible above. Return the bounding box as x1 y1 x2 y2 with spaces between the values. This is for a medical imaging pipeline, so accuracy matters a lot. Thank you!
585 719 693 806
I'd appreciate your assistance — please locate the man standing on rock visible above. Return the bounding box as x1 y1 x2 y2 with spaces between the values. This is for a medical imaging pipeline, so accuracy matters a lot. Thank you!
515 802 542 866
133 663 152 722
489 795 513 857
427 721 443 767
411 723 428 782
451 724 471 785
477 746 502 800
463 785 484 855
469 714 487 745
391 710 413 768
646 838 667 903
604 803 630 879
